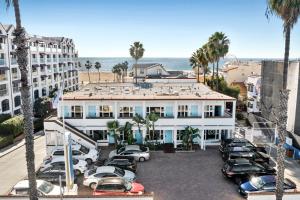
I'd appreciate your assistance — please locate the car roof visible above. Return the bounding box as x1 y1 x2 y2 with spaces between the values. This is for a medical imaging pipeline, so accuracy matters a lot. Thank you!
229 147 252 151
14 180 46 189
125 145 140 150
228 158 251 165
96 166 116 173
98 177 125 185
260 175 276 183
52 145 80 152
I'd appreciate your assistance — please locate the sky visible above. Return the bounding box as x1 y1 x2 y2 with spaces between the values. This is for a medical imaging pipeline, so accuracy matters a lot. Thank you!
1 0 300 58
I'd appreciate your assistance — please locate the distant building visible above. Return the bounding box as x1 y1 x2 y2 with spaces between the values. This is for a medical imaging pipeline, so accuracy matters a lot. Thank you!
132 63 169 80
0 24 79 116
261 60 300 136
245 75 261 113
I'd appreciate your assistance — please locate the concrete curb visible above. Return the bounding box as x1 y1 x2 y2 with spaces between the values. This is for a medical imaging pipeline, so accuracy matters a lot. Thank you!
0 135 43 158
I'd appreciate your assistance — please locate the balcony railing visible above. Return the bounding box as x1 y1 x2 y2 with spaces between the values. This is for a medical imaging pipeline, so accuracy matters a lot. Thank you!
13 87 20 93
12 73 19 79
11 58 17 65
0 89 8 96
33 82 39 88
47 58 52 63
0 74 7 81
0 59 5 65
32 58 38 64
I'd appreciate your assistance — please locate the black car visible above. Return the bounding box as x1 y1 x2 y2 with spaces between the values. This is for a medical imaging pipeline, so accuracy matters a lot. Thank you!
104 159 137 172
221 158 276 184
222 147 256 161
36 165 77 185
107 156 137 171
220 138 266 153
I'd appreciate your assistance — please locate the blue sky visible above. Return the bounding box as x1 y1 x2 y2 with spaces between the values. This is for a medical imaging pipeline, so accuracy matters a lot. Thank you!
1 0 300 58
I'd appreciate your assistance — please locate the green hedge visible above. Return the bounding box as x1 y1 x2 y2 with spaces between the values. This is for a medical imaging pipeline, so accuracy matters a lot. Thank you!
0 116 24 137
0 134 14 149
34 118 44 133
0 114 11 124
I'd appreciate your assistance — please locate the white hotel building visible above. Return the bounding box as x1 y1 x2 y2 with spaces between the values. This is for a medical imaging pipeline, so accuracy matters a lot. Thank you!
0 24 79 116
44 82 236 150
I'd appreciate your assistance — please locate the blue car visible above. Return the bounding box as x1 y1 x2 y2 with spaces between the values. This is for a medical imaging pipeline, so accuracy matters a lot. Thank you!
239 175 296 197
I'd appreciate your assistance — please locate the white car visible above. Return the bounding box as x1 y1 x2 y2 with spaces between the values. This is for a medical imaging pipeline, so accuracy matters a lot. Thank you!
109 145 150 162
10 180 63 196
49 144 99 164
83 166 136 189
41 157 88 175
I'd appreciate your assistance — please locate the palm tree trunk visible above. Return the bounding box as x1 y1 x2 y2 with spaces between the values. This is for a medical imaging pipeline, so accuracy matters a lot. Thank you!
203 66 206 85
212 62 215 87
197 65 200 83
135 60 138 84
12 0 38 200
283 26 290 89
216 59 219 91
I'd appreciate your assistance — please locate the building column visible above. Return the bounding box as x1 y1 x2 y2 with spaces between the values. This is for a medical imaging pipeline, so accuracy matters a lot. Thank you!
173 126 177 148
202 101 205 119
174 101 178 119
232 101 236 118
82 102 86 119
114 101 118 120
142 101 146 118
201 129 205 150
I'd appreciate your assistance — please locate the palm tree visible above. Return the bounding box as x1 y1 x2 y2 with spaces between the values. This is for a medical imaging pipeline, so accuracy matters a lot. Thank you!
120 61 129 83
112 64 122 82
209 32 230 91
4 1 38 200
129 42 145 84
190 48 209 84
85 60 92 83
202 44 212 84
207 40 218 88
266 1 300 200
182 126 199 151
119 122 134 144
94 61 101 83
132 114 145 142
190 50 201 83
107 120 120 148
145 115 152 141
148 112 159 141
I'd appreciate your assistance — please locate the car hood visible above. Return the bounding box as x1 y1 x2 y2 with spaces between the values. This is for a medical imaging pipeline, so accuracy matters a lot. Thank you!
77 160 87 167
109 150 118 158
131 182 144 193
47 185 62 196
124 170 136 181
240 181 258 192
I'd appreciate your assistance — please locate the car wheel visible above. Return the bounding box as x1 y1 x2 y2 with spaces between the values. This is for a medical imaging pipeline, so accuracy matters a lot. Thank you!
89 182 97 190
86 158 93 165
75 169 81 176
139 157 145 162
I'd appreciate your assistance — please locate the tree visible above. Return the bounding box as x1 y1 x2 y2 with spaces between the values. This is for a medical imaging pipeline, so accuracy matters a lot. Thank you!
33 97 52 118
190 47 209 84
182 126 199 151
4 0 38 199
112 64 122 82
129 42 145 84
119 122 134 144
94 61 101 83
85 60 92 83
209 32 230 91
107 120 120 148
132 114 145 142
266 1 300 199
120 61 129 82
207 40 218 88
147 112 159 141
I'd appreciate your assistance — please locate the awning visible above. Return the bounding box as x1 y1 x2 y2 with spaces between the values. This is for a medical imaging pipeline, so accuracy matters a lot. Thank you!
40 64 47 67
32 64 39 68
39 52 46 55
41 75 47 78
12 79 21 84
0 66 9 70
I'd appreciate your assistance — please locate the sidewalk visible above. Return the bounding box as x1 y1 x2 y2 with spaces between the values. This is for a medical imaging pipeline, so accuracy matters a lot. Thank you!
0 131 44 158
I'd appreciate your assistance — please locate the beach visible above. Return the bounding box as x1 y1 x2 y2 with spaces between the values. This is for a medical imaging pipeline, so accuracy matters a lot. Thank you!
79 71 132 84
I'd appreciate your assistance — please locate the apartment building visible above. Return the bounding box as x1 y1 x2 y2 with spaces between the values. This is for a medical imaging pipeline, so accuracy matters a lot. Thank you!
44 82 236 150
245 75 261 113
0 24 79 116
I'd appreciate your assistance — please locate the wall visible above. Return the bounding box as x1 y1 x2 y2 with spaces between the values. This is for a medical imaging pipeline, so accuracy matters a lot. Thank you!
247 192 300 200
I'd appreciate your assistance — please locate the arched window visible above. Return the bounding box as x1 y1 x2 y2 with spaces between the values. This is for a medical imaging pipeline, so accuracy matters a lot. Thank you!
42 88 47 96
2 99 10 112
34 90 39 100
14 95 21 107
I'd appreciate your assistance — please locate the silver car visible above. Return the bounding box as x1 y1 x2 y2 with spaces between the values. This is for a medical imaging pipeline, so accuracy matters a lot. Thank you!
109 145 150 162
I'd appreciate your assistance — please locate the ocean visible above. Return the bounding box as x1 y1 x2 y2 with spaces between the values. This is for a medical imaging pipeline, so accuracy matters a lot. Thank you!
78 57 262 72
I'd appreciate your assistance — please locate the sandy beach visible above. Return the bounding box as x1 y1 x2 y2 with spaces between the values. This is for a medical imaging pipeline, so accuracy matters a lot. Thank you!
79 71 132 84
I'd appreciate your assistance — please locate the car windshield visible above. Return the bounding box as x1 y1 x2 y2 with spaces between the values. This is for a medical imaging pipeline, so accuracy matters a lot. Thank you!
88 168 97 176
114 167 125 176
250 177 265 189
79 146 89 154
117 147 125 154
38 181 54 194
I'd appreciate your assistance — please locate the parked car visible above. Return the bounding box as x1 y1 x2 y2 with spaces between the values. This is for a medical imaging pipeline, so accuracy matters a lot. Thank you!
221 158 276 184
109 145 150 162
105 158 137 172
41 157 88 175
36 165 77 185
239 175 296 197
83 166 136 189
222 147 256 161
10 180 63 196
49 144 99 164
93 177 144 196
220 138 266 153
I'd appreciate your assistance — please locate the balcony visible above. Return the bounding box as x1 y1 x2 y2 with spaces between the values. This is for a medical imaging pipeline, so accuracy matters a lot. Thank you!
0 89 8 96
12 73 19 80
30 46 38 51
204 111 232 119
11 58 17 65
40 81 46 87
47 58 52 63
33 82 39 88
13 87 20 93
40 58 46 64
0 59 5 65
0 74 7 81
32 58 38 64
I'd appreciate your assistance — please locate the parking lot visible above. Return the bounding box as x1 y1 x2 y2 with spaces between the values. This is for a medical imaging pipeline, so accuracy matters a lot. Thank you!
77 146 243 200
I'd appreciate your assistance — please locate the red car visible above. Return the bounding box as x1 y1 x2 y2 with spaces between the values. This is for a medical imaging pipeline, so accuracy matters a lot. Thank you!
93 177 144 196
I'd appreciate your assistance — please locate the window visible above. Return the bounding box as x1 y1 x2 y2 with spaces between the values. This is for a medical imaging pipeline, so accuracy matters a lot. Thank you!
119 106 133 118
88 130 108 141
248 102 253 108
248 84 254 92
178 105 188 117
71 106 83 118
140 68 144 74
14 96 21 107
53 150 64 156
147 130 163 141
119 130 131 141
204 105 214 117
176 130 185 140
214 105 222 117
34 90 39 99
1 99 9 112
146 107 164 117
204 130 220 140
42 88 47 96
99 105 113 118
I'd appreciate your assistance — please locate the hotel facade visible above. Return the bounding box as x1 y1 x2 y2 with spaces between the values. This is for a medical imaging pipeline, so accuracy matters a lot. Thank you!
0 24 79 116
44 82 236 151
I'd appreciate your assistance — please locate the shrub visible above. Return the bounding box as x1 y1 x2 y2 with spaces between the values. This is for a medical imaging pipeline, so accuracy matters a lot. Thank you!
33 97 52 118
0 134 14 149
0 114 11 124
34 118 44 133
0 115 24 137
236 112 244 120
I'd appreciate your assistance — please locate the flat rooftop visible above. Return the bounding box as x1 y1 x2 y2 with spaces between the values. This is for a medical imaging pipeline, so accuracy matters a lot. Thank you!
63 82 236 101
